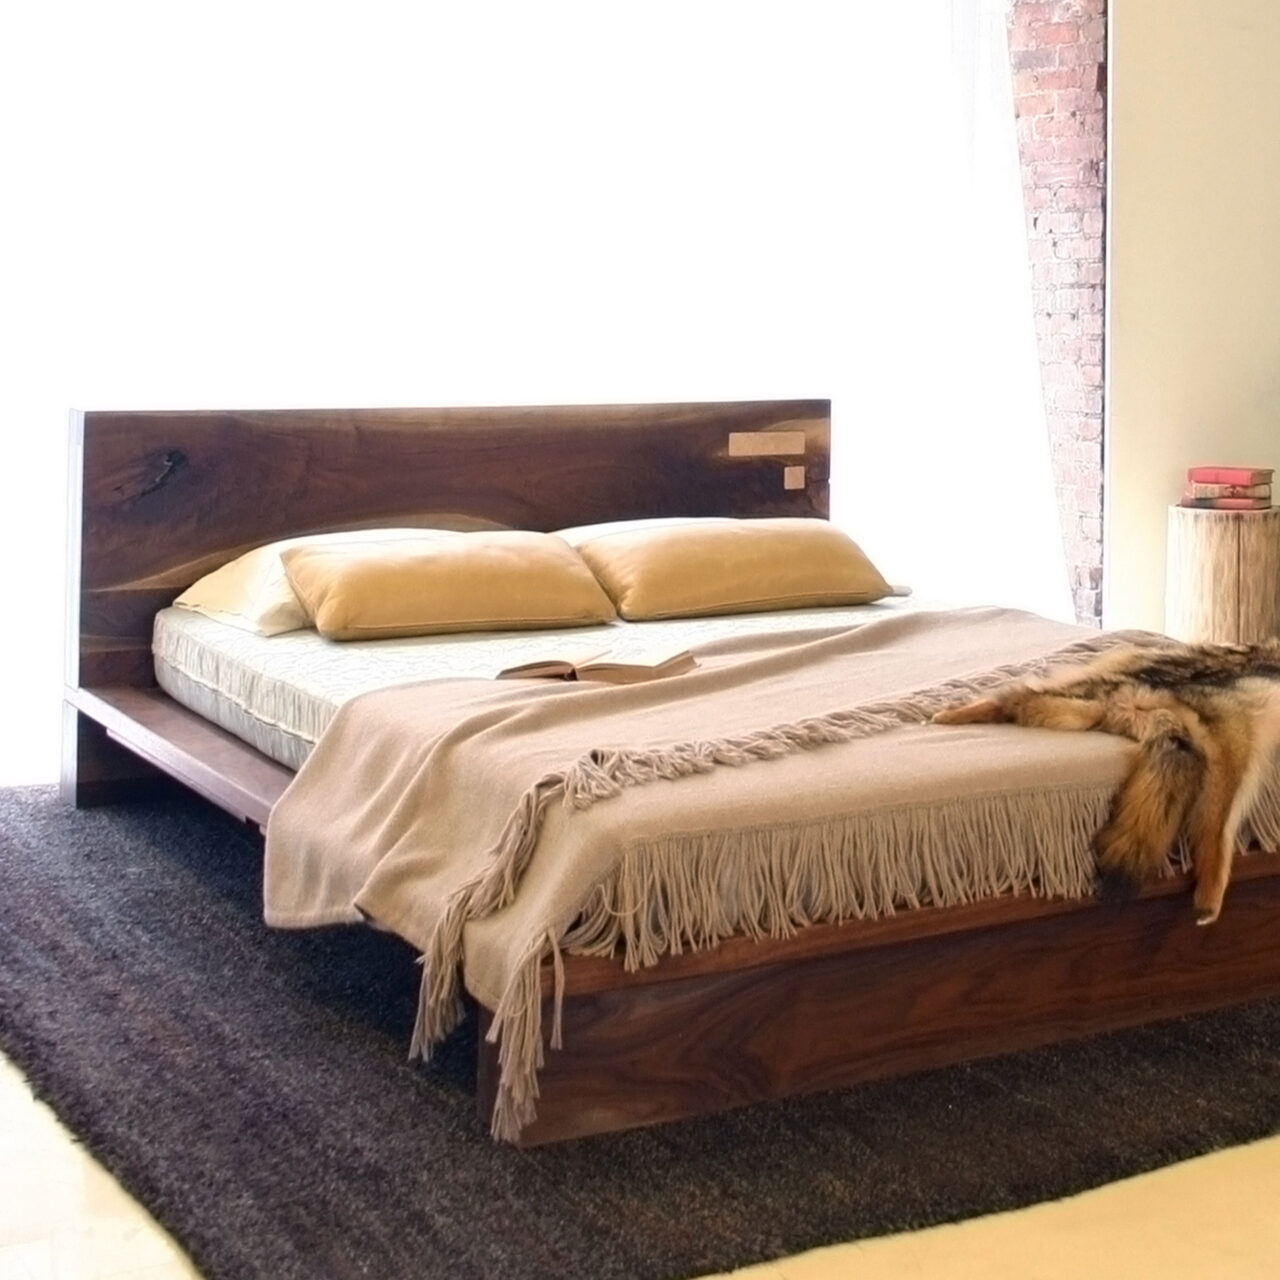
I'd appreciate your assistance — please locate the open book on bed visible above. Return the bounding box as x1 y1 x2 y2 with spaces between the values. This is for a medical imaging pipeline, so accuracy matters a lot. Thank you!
496 645 697 684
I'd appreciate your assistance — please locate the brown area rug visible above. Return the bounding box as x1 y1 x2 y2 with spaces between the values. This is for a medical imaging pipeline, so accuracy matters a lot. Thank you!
1 785 1278 1280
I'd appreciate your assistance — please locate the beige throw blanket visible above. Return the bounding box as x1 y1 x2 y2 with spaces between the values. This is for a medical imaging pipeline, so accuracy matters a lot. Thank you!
264 606 1280 1139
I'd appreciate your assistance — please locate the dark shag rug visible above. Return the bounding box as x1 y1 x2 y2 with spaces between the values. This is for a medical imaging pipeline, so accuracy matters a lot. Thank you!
2 785 1279 1280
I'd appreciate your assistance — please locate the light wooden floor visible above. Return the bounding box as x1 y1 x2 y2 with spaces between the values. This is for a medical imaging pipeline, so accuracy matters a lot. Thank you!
0 1055 196 1280
2 1051 1278 1280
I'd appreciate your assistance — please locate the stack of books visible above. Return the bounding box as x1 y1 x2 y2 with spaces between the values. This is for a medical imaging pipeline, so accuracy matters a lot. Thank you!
1180 465 1274 510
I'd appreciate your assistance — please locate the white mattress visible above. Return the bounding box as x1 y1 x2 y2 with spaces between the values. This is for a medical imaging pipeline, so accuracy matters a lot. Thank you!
153 601 920 769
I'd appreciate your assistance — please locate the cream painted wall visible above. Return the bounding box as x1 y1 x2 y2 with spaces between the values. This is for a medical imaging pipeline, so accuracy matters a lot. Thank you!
1106 0 1280 630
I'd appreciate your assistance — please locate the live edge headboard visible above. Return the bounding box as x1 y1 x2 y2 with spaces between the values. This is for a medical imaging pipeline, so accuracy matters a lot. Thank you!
67 399 831 694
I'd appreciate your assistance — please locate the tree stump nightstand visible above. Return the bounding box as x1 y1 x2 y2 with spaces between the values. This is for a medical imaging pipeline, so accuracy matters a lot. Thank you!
1165 505 1280 643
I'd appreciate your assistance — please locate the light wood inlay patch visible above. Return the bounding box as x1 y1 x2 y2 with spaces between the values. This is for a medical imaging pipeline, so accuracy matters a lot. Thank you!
783 466 806 490
728 431 807 457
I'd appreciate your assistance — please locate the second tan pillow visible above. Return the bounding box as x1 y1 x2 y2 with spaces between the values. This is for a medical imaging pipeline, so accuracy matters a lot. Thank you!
565 517 893 620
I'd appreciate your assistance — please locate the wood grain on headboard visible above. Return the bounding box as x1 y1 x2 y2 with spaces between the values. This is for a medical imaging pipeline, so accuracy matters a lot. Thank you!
67 400 831 689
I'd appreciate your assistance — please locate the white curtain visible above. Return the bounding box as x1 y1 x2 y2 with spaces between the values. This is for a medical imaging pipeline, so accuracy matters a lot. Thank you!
1 0 1068 784
836 1 1070 620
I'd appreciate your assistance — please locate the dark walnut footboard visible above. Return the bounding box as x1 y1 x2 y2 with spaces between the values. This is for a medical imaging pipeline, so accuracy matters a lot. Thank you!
485 854 1280 1144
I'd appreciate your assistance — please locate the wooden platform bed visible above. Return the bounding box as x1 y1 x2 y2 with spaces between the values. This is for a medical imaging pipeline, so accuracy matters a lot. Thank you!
63 400 1280 1145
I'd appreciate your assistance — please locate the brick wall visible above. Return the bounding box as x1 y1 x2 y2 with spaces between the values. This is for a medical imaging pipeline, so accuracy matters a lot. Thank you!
1007 0 1106 624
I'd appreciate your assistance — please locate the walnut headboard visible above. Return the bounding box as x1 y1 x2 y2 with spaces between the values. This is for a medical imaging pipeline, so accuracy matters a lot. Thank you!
67 400 831 688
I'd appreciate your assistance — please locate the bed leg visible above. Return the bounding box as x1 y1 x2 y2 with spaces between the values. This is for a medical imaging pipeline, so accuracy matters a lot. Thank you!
60 702 169 808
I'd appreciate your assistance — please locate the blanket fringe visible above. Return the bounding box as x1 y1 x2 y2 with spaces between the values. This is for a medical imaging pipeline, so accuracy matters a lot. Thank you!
481 930 567 1142
410 775 567 1059
560 788 1112 964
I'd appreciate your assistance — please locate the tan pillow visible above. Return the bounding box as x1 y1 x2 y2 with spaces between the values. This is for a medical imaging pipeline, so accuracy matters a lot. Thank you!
563 517 893 620
280 531 618 640
172 528 454 636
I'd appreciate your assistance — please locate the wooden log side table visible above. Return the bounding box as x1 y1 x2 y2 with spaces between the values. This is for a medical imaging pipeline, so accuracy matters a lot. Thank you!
1165 504 1280 643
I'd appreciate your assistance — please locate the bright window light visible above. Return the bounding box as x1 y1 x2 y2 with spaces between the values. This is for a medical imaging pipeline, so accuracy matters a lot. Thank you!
1 1 1067 785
